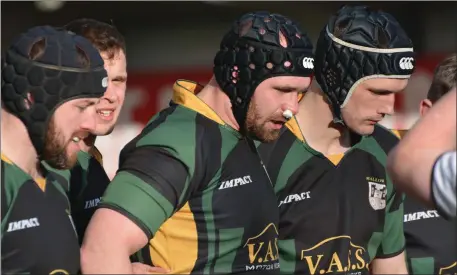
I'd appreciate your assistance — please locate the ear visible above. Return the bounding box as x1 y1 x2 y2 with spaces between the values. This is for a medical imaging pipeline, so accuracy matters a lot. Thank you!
419 99 433 117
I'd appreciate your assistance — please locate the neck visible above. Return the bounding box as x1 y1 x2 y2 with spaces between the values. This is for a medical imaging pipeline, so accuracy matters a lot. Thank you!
197 77 240 130
295 81 351 155
1 109 43 178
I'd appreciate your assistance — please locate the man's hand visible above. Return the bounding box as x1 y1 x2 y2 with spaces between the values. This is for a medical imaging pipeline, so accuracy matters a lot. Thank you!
132 262 170 274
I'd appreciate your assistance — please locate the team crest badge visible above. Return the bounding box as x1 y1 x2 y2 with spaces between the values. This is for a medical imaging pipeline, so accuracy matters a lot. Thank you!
368 182 387 210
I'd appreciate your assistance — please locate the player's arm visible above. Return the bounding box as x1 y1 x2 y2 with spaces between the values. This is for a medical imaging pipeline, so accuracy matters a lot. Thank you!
371 185 407 274
387 89 456 212
371 252 407 274
80 146 191 273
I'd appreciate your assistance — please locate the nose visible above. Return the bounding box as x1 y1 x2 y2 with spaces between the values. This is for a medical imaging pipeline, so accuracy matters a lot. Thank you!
378 93 396 116
281 92 299 116
79 109 97 132
102 84 117 103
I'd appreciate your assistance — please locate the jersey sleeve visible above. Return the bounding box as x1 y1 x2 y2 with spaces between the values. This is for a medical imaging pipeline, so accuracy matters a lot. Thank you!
375 184 406 258
431 150 457 220
98 145 192 239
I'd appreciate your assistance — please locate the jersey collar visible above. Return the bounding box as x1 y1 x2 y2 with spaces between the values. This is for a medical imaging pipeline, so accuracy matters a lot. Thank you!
172 79 226 126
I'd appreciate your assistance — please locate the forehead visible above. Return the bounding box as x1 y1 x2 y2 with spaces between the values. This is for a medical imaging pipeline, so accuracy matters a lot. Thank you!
362 78 409 92
66 98 100 105
101 50 127 73
263 75 311 88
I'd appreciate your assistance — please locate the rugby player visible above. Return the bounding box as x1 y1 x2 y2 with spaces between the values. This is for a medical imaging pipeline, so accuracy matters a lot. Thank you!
392 54 456 275
61 18 165 274
1 26 106 273
258 6 415 275
59 18 128 243
80 11 315 274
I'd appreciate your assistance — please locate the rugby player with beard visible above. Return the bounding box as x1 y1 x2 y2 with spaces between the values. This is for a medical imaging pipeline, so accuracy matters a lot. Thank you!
58 18 166 274
1 25 105 273
54 18 128 244
80 11 315 274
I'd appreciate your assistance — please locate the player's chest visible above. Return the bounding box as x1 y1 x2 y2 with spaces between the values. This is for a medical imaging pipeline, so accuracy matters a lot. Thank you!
2 181 80 273
206 139 279 228
277 149 388 235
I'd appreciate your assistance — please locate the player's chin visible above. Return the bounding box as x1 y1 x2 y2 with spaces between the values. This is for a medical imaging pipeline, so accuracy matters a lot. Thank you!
65 142 81 160
92 123 116 136
258 128 281 143
356 124 376 136
52 150 78 170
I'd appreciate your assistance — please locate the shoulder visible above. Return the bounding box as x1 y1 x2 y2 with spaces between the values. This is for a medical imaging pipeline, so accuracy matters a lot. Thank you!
139 107 203 146
123 106 222 166
371 124 403 154
1 158 28 188
1 158 24 216
1 157 16 177
390 129 408 139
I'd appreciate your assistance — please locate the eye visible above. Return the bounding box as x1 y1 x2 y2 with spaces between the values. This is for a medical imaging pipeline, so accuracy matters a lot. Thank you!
275 87 295 93
112 76 127 84
75 100 97 111
370 89 394 96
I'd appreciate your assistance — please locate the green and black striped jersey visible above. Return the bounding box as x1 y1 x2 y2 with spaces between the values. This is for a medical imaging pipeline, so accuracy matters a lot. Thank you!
45 147 110 244
404 196 457 275
1 153 80 274
100 79 280 274
257 117 405 275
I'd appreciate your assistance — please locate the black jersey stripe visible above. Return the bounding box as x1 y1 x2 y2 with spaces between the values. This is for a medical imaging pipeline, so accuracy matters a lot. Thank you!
372 125 400 154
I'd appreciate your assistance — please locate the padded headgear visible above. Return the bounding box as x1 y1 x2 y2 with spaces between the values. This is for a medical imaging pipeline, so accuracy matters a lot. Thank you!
214 11 314 132
315 6 415 124
2 25 107 157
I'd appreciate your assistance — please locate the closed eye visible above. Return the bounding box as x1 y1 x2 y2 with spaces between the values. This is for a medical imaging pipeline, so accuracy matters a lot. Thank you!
112 76 127 83
369 89 395 95
75 100 97 110
274 86 306 94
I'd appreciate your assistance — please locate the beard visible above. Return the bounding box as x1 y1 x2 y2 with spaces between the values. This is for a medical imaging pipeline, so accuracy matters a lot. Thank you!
244 100 282 143
42 118 78 170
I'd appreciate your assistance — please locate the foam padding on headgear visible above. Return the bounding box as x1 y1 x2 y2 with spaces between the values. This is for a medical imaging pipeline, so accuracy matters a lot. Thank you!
314 5 415 124
214 11 314 132
2 25 107 157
